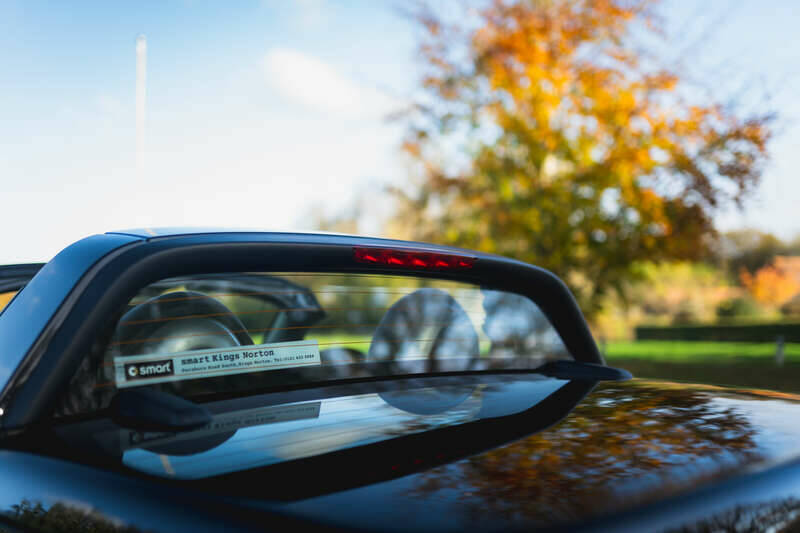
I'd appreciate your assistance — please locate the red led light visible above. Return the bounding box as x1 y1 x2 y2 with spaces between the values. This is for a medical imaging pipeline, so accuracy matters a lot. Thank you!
353 247 475 270
410 257 428 267
353 248 380 263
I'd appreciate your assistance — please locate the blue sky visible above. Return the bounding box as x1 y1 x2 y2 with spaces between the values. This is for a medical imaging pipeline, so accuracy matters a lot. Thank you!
0 1 798 263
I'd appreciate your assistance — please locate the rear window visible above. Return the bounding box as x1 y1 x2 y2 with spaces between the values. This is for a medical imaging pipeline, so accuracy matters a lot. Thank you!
57 273 571 417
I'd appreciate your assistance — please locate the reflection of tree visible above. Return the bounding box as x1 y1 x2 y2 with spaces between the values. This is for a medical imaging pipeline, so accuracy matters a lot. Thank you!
410 382 761 525
369 288 479 372
2 499 147 532
668 498 800 533
481 290 568 362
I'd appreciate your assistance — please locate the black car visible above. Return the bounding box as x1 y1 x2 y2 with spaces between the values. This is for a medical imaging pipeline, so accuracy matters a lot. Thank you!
1 229 800 532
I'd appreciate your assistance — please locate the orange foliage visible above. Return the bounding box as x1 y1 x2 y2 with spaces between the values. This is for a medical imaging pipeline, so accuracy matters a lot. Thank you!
0 291 16 312
740 264 800 306
397 0 773 314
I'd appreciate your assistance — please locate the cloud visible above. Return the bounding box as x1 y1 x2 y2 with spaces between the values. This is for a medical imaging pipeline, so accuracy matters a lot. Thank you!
0 94 405 263
292 0 326 29
262 48 401 119
0 47 407 264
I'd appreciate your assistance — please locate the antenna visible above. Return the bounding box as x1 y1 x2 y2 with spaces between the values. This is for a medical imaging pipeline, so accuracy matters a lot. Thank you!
136 34 147 173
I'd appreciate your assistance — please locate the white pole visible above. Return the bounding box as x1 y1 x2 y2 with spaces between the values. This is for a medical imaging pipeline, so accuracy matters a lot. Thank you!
136 34 147 174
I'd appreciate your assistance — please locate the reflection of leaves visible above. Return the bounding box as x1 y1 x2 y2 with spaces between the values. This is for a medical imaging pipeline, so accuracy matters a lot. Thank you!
369 288 479 372
411 382 761 525
481 290 567 360
668 498 800 533
2 499 147 532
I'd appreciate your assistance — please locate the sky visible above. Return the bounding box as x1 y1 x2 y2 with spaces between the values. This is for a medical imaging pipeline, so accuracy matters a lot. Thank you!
0 0 798 264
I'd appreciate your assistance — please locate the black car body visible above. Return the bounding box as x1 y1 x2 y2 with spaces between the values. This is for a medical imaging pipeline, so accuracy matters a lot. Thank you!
1 229 800 532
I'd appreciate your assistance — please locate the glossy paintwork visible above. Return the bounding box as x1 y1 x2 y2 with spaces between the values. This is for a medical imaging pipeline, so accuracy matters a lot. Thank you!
4 378 800 531
106 228 478 247
0 450 320 533
0 233 140 394
106 228 479 253
281 379 800 532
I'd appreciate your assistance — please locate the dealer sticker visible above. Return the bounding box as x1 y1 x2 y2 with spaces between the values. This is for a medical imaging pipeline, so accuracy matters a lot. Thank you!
113 340 321 388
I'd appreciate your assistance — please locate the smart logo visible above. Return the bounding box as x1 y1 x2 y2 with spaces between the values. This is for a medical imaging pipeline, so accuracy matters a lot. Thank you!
123 360 174 381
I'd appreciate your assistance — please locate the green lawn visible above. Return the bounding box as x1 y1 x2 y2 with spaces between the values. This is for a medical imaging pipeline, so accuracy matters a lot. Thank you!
306 334 800 393
604 340 800 393
605 340 800 362
311 333 373 350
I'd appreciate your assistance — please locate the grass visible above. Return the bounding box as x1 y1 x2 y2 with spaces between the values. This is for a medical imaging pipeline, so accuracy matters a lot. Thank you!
605 340 800 362
309 334 494 354
298 334 800 394
604 340 800 393
311 333 374 350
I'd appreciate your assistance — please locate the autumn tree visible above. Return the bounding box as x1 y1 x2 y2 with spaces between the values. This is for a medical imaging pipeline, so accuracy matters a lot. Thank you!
394 0 772 314
712 229 788 280
740 260 800 307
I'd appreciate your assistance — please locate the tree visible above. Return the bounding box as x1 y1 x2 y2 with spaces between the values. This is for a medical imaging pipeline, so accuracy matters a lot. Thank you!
740 261 800 307
395 0 772 314
713 229 787 280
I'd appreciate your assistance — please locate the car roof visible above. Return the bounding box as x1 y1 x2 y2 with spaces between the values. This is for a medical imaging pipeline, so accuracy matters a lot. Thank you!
104 228 489 255
107 227 365 240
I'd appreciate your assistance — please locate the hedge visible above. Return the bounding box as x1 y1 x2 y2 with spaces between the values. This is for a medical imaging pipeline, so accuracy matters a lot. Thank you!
634 323 800 343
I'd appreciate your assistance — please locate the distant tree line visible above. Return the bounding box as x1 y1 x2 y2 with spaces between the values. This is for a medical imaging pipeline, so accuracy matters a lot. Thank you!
710 229 800 281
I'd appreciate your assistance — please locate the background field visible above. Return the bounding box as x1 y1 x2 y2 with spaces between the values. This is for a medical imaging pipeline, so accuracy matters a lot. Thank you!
311 334 800 394
606 340 800 361
605 340 800 393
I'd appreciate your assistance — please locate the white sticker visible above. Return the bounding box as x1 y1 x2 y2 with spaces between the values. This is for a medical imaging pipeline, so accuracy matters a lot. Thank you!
113 340 321 388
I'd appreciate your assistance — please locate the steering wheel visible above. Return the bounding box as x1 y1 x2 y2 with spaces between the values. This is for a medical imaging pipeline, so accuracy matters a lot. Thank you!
368 288 479 414
110 290 253 357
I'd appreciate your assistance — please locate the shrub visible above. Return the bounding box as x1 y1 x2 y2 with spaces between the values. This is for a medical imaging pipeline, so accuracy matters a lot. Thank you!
636 323 800 343
716 297 763 319
781 295 800 317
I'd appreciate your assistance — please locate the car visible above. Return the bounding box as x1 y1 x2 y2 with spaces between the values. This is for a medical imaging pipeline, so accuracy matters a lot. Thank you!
2 228 800 533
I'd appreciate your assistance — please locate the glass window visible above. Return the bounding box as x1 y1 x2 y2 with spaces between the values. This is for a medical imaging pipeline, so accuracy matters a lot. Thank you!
56 273 570 417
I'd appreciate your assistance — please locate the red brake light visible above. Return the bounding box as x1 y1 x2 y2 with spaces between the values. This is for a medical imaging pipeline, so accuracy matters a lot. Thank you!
353 247 475 270
410 257 428 267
